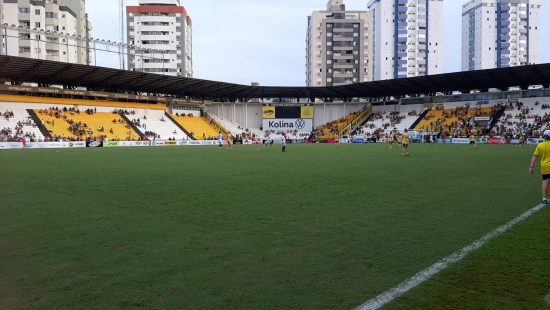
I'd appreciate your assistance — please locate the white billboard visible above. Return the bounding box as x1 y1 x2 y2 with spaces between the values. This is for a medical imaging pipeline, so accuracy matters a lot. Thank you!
262 119 313 132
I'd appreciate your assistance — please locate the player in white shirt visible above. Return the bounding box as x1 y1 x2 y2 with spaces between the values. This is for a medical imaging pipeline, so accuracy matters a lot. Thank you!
217 132 223 148
281 134 287 152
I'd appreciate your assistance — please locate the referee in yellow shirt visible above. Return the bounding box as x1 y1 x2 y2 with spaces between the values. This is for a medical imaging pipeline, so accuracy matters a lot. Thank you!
529 130 550 204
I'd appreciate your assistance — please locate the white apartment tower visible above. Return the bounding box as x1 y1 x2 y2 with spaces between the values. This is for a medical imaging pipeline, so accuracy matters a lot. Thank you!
367 0 443 80
1 0 91 64
306 0 373 87
462 0 541 71
127 0 192 77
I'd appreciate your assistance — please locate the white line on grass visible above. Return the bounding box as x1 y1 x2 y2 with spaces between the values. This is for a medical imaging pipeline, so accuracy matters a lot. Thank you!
355 203 548 310
545 293 550 305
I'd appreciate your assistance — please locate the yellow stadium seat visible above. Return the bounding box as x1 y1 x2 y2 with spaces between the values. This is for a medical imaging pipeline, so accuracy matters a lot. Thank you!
170 115 225 140
35 109 142 141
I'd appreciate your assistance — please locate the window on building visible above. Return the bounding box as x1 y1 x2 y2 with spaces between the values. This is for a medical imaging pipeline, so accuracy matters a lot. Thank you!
35 9 41 15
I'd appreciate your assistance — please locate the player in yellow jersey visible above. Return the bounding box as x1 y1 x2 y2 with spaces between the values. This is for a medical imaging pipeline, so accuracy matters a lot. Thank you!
388 132 395 150
226 134 234 150
401 129 410 157
517 135 526 148
529 130 550 204
469 134 477 148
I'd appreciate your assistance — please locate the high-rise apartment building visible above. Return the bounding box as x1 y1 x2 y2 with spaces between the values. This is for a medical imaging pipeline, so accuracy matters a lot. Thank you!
367 0 443 80
306 0 373 87
127 0 192 77
462 0 541 71
2 0 91 64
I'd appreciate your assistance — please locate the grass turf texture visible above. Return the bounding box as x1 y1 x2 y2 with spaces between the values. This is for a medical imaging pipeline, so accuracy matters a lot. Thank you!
0 144 548 309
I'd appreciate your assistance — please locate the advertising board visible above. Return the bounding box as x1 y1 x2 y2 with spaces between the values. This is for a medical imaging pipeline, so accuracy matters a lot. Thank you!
262 119 313 132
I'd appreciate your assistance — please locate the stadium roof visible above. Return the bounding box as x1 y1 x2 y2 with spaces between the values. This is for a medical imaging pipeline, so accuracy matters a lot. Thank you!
1 55 550 101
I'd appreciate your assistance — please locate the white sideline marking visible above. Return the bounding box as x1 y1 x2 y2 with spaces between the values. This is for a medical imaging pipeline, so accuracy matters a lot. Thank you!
355 203 547 310
545 293 550 305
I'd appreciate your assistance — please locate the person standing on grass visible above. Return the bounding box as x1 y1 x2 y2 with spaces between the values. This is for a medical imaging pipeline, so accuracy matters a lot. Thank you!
401 129 410 157
281 134 287 152
226 134 234 150
217 131 223 149
388 131 395 150
529 130 550 204
469 134 477 148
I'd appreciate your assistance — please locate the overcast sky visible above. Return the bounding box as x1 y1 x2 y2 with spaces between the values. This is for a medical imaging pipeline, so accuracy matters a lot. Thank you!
87 0 550 86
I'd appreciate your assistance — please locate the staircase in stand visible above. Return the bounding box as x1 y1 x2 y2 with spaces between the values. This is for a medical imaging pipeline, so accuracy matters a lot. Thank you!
409 109 429 130
26 109 52 139
488 105 506 131
165 113 196 140
119 113 146 140
341 105 374 137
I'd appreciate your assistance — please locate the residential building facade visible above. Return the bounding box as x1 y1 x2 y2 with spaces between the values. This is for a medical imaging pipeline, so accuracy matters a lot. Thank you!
2 0 91 64
127 0 192 77
306 0 373 87
367 0 443 80
462 0 541 71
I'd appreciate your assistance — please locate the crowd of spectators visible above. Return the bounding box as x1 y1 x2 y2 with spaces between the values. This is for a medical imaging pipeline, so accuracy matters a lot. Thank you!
358 100 550 141
0 109 40 142
0 123 39 142
356 110 418 137
313 111 360 139
35 107 144 142
174 112 195 117
415 105 505 138
3 110 14 120
491 101 550 138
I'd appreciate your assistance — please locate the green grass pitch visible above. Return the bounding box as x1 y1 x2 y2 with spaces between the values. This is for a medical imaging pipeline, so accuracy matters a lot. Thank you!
0 144 549 309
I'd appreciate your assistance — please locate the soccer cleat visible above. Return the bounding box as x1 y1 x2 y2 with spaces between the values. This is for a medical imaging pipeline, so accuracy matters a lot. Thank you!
542 199 549 205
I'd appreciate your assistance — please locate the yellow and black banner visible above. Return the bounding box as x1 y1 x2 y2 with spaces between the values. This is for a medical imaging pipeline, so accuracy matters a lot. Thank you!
262 106 276 119
263 106 314 119
300 106 314 119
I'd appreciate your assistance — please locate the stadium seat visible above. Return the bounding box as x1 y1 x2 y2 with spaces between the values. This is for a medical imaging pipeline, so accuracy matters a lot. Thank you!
415 107 494 136
35 109 142 141
170 114 227 140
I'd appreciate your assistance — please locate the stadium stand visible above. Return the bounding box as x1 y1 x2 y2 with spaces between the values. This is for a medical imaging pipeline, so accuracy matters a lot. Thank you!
359 110 420 136
0 106 44 142
314 111 361 140
0 95 193 141
169 114 228 140
126 110 188 140
351 97 550 141
355 104 423 138
35 108 142 141
492 98 550 138
414 106 501 136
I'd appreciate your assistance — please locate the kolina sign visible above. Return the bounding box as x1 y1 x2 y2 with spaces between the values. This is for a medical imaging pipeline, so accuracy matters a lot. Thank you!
262 119 313 132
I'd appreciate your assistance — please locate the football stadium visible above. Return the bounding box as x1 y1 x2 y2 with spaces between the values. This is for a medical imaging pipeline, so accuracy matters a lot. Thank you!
2 0 550 306
1 55 550 309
